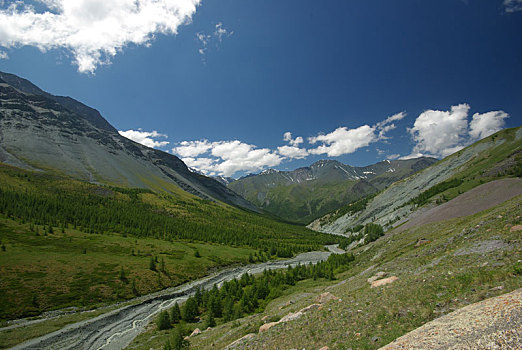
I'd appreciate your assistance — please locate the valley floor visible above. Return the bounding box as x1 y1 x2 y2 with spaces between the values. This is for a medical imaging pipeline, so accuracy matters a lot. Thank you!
132 193 522 350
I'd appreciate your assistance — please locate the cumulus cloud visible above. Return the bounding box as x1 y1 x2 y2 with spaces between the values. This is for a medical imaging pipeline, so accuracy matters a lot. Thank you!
469 111 509 140
283 131 304 146
118 129 169 148
308 125 377 157
197 21 233 58
0 0 201 73
173 140 212 157
504 0 522 12
277 145 309 159
172 139 283 177
404 104 509 159
408 104 470 158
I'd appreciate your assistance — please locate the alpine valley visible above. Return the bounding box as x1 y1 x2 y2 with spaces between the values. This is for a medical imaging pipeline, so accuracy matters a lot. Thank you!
0 71 521 350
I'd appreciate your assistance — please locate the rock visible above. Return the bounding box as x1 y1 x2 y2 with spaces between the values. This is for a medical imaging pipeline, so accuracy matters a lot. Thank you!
372 336 380 342
415 239 430 247
225 333 256 349
261 315 269 322
510 225 522 232
371 276 398 288
319 346 329 350
315 292 339 304
490 286 504 291
367 271 387 284
280 311 303 323
259 321 279 333
300 304 321 313
190 328 202 337
206 327 212 331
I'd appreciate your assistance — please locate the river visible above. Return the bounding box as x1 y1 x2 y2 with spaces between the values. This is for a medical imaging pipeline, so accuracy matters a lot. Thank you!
10 246 341 350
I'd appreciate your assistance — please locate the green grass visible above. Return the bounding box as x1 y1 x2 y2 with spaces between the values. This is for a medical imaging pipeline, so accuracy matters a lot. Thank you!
0 217 256 321
134 194 522 350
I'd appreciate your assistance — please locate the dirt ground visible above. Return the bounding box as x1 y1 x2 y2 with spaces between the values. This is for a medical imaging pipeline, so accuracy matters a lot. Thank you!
396 178 522 233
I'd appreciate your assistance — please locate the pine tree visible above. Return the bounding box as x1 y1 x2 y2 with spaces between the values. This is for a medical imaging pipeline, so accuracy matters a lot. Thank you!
182 297 199 322
204 312 216 328
170 302 181 323
156 310 172 330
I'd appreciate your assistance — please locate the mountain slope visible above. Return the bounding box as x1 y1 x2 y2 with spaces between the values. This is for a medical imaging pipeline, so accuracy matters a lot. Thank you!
311 126 522 234
0 71 256 211
228 157 437 224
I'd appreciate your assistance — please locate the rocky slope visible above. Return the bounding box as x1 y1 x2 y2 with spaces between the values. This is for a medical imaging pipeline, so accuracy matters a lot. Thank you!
310 126 521 234
0 71 256 211
228 157 436 223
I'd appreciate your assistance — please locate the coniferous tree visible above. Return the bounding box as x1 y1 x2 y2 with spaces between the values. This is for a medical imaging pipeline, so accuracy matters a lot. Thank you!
156 310 172 330
182 297 199 322
170 302 181 323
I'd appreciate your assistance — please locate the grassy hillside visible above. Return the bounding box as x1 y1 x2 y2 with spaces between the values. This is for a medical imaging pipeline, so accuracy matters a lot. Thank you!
314 127 521 234
130 193 522 350
0 164 346 321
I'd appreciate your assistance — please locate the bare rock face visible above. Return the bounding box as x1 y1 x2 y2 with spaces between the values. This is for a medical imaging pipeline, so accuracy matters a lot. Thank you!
379 288 522 350
370 276 398 288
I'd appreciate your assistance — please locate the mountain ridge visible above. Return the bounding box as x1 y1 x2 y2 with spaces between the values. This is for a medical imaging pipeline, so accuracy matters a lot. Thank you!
228 157 437 223
0 71 257 211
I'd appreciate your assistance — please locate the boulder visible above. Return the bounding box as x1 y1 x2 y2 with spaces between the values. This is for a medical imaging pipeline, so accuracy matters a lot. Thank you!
315 292 338 304
300 304 321 313
371 276 398 288
190 328 201 337
319 346 329 350
367 271 387 284
225 333 256 349
259 321 279 333
510 225 522 232
280 311 303 323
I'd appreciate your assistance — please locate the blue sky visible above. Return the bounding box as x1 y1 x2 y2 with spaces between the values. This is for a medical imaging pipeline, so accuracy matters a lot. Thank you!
0 0 521 177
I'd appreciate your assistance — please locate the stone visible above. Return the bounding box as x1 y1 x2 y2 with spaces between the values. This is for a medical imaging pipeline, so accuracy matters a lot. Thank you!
190 328 202 337
319 347 329 350
315 292 338 304
415 239 430 247
300 304 320 313
259 322 279 333
510 225 522 232
280 311 303 323
225 333 256 349
367 271 387 284
370 276 398 288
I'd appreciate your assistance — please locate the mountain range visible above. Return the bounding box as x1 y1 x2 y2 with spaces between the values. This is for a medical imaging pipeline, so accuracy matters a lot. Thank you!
227 157 437 223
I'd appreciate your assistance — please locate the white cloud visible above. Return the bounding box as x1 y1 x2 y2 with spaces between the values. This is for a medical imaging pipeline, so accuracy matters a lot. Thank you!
197 21 233 57
375 112 406 140
0 0 201 73
469 111 509 140
504 0 522 12
172 139 283 177
308 125 377 157
277 145 309 159
283 131 304 146
173 140 212 157
408 104 470 158
118 129 169 149
405 104 510 159
0 50 8 59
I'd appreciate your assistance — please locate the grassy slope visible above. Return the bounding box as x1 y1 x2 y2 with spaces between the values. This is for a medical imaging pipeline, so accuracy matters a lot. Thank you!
131 193 522 350
317 127 521 230
0 164 344 323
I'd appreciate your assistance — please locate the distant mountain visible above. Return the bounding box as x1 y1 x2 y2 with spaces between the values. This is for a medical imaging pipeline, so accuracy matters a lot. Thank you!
0 71 256 211
228 157 437 223
310 127 522 235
